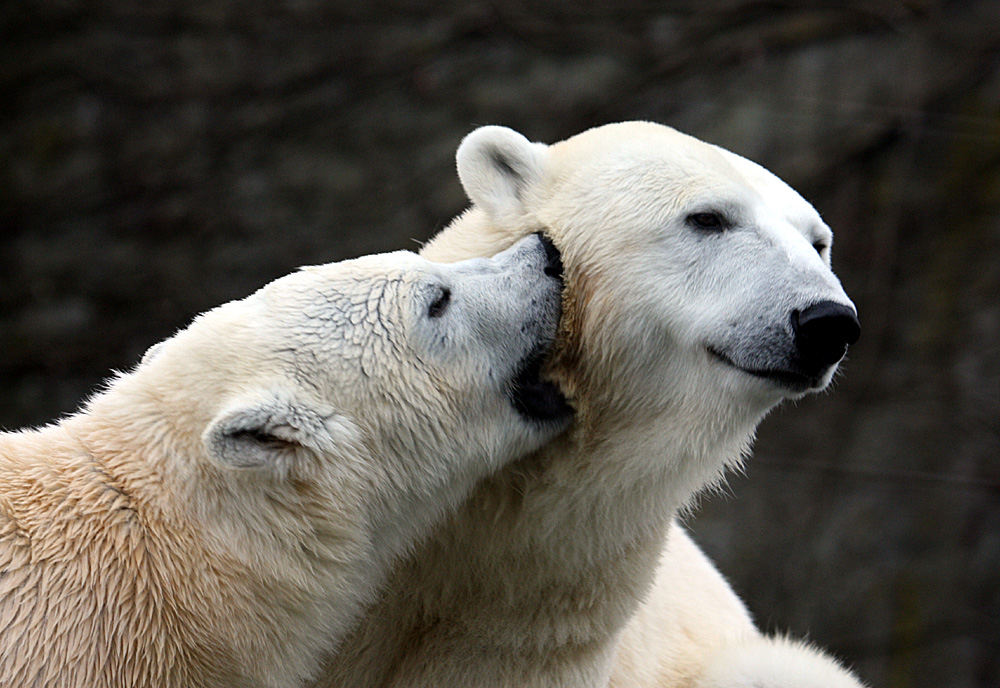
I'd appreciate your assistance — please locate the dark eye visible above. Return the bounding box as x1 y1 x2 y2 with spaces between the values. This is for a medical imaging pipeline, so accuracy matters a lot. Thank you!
686 212 727 231
427 287 451 318
812 241 828 254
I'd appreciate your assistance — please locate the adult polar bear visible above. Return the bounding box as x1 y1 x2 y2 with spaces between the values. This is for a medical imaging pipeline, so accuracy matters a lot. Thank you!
0 236 571 687
318 122 863 688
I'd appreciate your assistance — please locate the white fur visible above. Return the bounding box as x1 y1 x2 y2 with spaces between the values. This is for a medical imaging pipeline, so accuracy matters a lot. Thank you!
316 123 863 687
693 636 863 688
0 236 567 687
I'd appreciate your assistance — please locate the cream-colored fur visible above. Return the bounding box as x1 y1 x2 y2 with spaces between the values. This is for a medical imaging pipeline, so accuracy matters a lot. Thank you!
0 238 569 687
317 122 863 687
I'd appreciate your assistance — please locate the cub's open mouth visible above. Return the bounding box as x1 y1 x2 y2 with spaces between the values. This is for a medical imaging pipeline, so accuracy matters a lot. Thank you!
707 346 818 393
507 232 573 423
509 350 573 423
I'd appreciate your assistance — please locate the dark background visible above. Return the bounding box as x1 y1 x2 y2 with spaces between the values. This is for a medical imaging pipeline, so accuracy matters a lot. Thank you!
3 2 998 686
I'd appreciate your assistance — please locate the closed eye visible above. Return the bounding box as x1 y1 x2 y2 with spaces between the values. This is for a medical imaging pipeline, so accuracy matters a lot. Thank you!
686 211 729 231
427 286 451 318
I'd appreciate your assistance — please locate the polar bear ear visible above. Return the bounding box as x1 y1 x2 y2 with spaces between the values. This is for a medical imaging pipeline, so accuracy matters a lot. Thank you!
203 391 351 470
456 125 550 225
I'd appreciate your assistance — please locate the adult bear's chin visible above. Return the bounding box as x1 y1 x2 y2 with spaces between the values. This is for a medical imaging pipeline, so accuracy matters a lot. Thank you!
509 352 574 424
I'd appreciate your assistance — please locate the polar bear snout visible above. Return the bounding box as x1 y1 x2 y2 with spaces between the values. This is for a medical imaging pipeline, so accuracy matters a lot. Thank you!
488 235 572 425
791 301 860 374
708 296 860 396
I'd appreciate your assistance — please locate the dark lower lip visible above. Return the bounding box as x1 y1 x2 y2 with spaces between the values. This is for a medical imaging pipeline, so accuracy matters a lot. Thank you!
707 346 817 393
509 351 574 424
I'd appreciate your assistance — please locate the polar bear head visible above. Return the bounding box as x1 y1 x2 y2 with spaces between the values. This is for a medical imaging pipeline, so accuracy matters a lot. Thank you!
124 234 569 559
423 122 858 469
26 235 568 688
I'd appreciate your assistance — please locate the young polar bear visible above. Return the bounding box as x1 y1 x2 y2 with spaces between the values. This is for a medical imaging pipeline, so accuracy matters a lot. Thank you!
0 234 571 688
317 123 864 688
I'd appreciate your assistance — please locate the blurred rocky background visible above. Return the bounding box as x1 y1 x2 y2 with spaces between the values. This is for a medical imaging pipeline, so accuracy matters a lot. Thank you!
3 1 998 686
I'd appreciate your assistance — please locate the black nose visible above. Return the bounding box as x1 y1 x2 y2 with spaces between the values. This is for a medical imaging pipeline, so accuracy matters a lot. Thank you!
791 300 861 371
533 232 563 280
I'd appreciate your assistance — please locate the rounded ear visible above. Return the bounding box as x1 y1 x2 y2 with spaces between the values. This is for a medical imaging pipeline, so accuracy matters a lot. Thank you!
455 126 550 226
203 391 352 470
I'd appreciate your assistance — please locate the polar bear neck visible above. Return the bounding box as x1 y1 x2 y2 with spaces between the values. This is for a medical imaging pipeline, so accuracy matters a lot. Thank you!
473 400 758 571
325 411 762 685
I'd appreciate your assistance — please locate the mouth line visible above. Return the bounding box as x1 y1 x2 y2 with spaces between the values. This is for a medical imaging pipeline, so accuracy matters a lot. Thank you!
706 346 818 392
506 231 573 425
